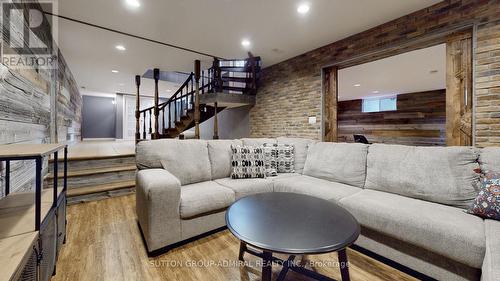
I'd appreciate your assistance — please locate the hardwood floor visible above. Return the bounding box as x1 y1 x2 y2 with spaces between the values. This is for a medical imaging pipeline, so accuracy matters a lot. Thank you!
66 140 135 159
52 195 418 281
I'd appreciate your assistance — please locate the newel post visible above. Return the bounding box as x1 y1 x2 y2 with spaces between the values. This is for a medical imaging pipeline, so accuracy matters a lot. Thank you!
135 75 141 143
194 60 201 139
213 101 219 139
153 68 160 139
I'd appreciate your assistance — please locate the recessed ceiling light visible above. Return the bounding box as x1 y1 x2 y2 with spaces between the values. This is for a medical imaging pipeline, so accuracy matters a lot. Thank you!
115 45 126 51
125 0 140 8
166 89 172 92
354 84 361 87
297 3 310 14
111 70 119 73
241 39 251 47
372 90 379 94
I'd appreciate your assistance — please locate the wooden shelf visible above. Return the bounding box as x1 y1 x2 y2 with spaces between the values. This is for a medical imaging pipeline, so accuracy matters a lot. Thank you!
0 232 38 281
0 188 61 240
0 143 66 158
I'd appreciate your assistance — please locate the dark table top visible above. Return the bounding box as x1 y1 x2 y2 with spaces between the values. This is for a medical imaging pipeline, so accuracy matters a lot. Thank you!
226 192 360 254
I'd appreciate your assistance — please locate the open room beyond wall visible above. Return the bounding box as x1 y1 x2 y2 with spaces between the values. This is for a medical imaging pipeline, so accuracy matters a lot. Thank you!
250 1 500 147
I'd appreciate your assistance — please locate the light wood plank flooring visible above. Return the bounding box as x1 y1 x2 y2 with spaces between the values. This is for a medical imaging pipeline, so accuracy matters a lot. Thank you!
66 140 135 159
52 195 418 281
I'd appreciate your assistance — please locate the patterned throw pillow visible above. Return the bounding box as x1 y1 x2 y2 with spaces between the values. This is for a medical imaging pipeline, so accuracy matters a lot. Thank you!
277 144 295 173
230 145 266 179
262 143 278 177
467 171 500 221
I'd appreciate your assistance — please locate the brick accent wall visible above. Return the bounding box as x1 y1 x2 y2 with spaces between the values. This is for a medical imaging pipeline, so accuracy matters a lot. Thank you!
250 0 500 147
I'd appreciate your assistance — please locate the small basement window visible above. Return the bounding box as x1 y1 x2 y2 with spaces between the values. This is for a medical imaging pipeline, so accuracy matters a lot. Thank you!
362 96 397 113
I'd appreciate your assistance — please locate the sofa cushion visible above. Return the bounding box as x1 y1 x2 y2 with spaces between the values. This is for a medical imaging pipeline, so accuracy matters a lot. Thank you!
479 147 500 173
215 178 273 200
137 139 212 186
241 138 276 147
262 143 278 177
303 142 368 188
482 219 500 281
180 181 235 219
230 145 266 179
277 144 295 173
277 137 316 173
273 175 362 202
365 144 480 209
207 140 243 180
339 189 485 268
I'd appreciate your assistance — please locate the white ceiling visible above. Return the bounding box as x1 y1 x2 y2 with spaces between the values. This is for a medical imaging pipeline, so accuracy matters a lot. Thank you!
55 0 442 95
338 44 446 101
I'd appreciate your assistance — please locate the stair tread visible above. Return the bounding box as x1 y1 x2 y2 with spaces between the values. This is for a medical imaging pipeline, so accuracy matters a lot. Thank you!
48 165 136 179
67 180 135 197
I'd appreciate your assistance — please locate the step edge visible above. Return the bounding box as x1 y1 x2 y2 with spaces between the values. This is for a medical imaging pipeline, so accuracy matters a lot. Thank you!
47 165 137 179
66 181 135 197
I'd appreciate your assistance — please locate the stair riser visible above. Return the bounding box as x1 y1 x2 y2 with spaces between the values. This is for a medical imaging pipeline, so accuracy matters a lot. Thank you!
49 156 136 173
59 170 136 189
67 187 135 205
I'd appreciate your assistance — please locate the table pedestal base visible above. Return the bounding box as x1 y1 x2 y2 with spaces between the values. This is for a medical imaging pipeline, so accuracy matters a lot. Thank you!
239 242 351 281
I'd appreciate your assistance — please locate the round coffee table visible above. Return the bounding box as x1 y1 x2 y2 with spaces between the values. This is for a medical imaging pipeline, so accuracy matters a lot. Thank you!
226 192 360 281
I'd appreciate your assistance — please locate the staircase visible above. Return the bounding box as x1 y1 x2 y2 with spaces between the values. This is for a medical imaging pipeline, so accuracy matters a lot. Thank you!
135 53 261 141
47 154 136 204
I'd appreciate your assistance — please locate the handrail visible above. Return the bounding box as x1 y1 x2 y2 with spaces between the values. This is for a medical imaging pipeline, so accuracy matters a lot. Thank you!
139 72 195 114
135 55 261 141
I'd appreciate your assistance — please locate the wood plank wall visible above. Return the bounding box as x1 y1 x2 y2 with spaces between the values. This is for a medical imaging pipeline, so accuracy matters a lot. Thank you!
337 90 445 146
0 3 82 197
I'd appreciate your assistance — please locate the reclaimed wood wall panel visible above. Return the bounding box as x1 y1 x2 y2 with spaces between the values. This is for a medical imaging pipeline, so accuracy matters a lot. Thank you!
338 90 446 146
0 4 82 197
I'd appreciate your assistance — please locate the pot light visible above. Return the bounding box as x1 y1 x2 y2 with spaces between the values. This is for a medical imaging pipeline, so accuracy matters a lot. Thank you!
115 45 126 51
354 84 361 87
372 90 379 94
241 39 251 47
111 70 119 73
297 3 310 14
125 0 140 8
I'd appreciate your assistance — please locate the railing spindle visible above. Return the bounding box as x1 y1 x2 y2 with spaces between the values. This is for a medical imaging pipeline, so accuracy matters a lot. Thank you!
162 107 165 134
202 70 205 95
174 97 178 123
142 112 146 139
168 103 172 129
148 109 152 135
179 89 187 119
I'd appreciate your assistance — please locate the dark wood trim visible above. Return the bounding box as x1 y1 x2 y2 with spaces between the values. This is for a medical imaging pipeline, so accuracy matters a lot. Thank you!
323 66 338 142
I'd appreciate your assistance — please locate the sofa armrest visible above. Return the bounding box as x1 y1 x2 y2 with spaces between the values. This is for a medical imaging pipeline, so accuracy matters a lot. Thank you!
136 169 182 252
481 219 500 281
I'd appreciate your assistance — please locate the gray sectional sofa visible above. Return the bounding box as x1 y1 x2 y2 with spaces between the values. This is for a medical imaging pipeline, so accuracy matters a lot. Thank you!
135 137 500 281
